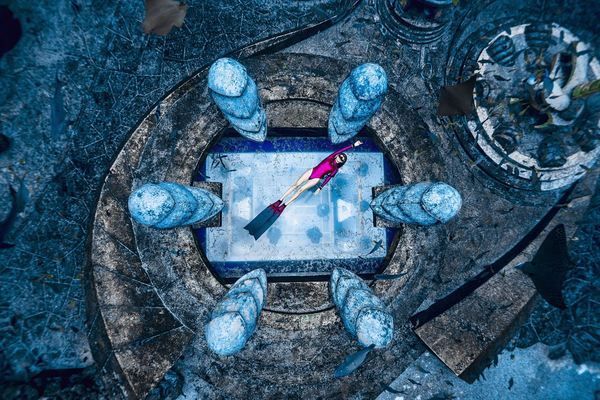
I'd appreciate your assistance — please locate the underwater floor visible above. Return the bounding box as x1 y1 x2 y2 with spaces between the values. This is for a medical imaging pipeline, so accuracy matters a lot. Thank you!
195 133 400 280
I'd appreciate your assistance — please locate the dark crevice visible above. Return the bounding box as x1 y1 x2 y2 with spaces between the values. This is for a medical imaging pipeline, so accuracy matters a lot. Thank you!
0 6 22 58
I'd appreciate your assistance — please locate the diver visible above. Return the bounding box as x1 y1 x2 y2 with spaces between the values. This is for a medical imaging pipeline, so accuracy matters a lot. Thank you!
244 140 363 240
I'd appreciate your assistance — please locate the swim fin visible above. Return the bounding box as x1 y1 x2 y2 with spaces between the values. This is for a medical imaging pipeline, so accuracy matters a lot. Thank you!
250 210 281 240
244 201 285 240
244 201 278 232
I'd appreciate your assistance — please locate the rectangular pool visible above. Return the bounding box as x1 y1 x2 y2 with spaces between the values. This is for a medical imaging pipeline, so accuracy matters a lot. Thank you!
195 133 398 280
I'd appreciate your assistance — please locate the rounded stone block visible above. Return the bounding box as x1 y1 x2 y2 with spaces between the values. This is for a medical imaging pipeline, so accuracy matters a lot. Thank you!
235 118 267 142
341 287 385 336
349 63 388 101
333 273 368 309
128 182 224 229
371 182 461 225
328 103 372 143
230 269 267 309
370 187 406 223
127 184 175 226
330 267 394 349
398 183 439 226
153 182 197 229
208 58 248 97
212 291 259 333
232 269 267 296
355 308 394 348
338 80 384 121
205 269 267 356
205 313 248 356
328 63 387 144
208 57 267 142
210 77 259 119
422 182 463 223
185 187 225 225
226 107 265 133
228 279 265 311
383 187 416 223
329 267 343 300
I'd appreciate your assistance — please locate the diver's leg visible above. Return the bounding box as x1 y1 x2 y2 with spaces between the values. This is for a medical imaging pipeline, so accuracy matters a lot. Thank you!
283 178 320 206
279 168 313 202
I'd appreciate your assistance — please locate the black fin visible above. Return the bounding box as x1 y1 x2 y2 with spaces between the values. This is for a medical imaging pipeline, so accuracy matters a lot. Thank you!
244 205 277 234
250 212 282 240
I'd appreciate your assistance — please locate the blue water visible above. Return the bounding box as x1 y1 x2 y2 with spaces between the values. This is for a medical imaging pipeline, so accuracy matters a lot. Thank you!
194 132 400 281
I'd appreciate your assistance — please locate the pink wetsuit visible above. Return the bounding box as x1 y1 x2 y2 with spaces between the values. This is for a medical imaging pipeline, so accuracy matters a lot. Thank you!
309 144 354 189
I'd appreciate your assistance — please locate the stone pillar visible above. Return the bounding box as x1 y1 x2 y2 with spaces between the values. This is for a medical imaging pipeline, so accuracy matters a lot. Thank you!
330 267 393 348
328 63 387 144
205 269 267 356
208 58 267 142
370 182 462 226
128 182 224 229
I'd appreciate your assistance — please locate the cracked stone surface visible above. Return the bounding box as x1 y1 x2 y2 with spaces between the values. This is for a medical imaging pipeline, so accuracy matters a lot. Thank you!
0 0 598 398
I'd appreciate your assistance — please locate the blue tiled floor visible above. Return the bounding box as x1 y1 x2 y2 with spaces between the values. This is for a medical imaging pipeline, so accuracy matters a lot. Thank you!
195 133 399 280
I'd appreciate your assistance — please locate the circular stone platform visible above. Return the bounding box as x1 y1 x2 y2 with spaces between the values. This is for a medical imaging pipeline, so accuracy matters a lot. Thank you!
86 53 448 398
444 2 599 205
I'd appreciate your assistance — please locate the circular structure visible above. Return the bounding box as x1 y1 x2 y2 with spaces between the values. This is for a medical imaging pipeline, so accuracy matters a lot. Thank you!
471 23 600 191
376 0 455 44
87 53 446 399
446 15 600 203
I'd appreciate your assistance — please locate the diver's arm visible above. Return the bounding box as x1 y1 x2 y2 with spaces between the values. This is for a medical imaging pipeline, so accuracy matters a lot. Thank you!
317 169 338 191
328 140 363 158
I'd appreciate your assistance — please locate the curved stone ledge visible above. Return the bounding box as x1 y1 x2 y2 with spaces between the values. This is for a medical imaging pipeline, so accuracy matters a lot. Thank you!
85 99 195 398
